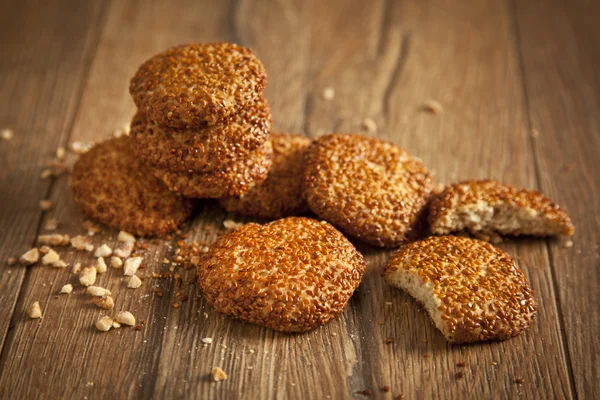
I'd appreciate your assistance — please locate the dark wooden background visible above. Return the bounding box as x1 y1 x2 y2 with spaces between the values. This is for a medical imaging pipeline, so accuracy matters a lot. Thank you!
0 0 598 398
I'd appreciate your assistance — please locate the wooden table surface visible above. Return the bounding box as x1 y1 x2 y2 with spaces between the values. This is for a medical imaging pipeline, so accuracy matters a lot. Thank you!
1 0 599 399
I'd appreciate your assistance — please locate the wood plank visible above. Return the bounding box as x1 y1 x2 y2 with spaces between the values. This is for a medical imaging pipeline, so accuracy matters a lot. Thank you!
513 0 600 397
0 0 235 398
0 0 107 353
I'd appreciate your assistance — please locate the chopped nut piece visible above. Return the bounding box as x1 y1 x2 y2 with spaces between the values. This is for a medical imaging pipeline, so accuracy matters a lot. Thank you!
39 200 53 211
71 235 94 252
82 220 101 236
423 99 444 114
124 257 142 276
38 233 70 246
223 219 243 230
94 244 112 258
95 316 113 332
7 257 16 266
115 311 136 326
127 275 142 289
110 256 123 269
1 129 14 141
113 241 134 258
564 240 573 248
39 246 51 254
40 169 53 179
95 257 108 273
112 321 121 328
211 367 227 382
54 260 68 268
202 338 213 345
56 147 65 160
72 262 82 274
20 248 39 265
27 301 42 319
70 141 93 154
92 296 114 310
118 230 136 243
59 284 73 294
41 249 60 266
362 118 378 133
86 286 111 297
44 218 59 231
322 87 335 100
79 266 97 287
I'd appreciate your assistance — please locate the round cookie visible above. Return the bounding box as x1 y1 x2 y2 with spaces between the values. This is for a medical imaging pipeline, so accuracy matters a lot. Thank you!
130 42 267 128
383 235 537 343
153 140 273 198
218 133 312 219
70 136 195 237
130 98 271 173
303 133 434 248
198 217 366 332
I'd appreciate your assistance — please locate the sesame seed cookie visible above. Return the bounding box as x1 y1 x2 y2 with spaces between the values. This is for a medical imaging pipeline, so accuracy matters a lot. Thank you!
130 98 271 173
153 140 273 198
218 133 312 219
130 42 267 128
384 235 537 343
429 180 574 237
198 217 366 332
70 136 195 237
303 133 434 248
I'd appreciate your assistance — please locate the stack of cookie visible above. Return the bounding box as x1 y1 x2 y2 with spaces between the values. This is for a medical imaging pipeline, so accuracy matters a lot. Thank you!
129 43 273 198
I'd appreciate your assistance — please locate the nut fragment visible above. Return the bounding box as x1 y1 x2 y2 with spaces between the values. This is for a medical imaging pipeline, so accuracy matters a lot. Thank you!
124 257 142 276
79 266 97 287
1 128 14 141
82 220 101 236
54 260 68 268
20 248 39 265
38 233 70 246
118 230 136 243
112 321 121 329
40 169 53 179
72 262 82 274
202 338 213 345
94 244 112 258
362 118 378 133
127 275 142 289
423 99 444 114
92 296 114 310
39 200 53 211
71 235 94 252
322 87 335 100
56 147 65 160
59 284 73 294
110 256 123 269
115 311 136 326
27 302 42 319
223 219 243 230
41 249 60 266
70 141 93 154
113 241 134 258
86 286 111 297
95 316 113 332
211 367 228 382
39 246 51 254
95 257 108 273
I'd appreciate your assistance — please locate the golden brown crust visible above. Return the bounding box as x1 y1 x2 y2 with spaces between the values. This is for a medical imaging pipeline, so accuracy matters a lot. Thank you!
130 99 271 173
218 133 312 219
197 217 366 332
428 180 575 236
153 140 273 198
302 133 434 248
130 42 267 128
70 137 195 237
384 235 537 343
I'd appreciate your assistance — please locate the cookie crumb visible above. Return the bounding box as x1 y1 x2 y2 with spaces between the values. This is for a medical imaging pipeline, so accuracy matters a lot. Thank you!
27 301 42 319
114 241 134 258
110 256 123 269
79 266 97 286
20 248 39 265
59 284 73 294
86 286 111 297
322 87 335 100
118 230 136 243
1 129 14 141
564 240 573 248
38 234 70 246
124 257 143 276
71 235 94 252
41 249 60 266
211 367 228 382
95 257 108 273
72 262 82 274
95 316 113 332
423 99 443 114
362 118 378 133
94 244 112 258
127 275 142 289
92 296 114 310
39 200 53 211
115 311 136 326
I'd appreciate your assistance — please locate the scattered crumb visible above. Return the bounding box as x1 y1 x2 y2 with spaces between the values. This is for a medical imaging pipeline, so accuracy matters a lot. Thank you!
7 257 16 266
39 200 53 211
41 249 61 266
112 321 121 329
202 338 213 345
115 311 136 326
95 257 108 273
223 219 243 230
71 235 94 252
564 240 573 248
110 256 123 269
385 338 394 344
515 378 524 384
94 244 112 258
27 301 42 319
70 141 93 154
72 262 82 274
127 275 142 289
38 233 70 246
56 147 65 160
20 248 39 265
531 128 539 138
39 246 51 254
456 361 467 367
59 284 73 294
322 87 335 101
1 129 14 141
357 389 372 396
423 99 444 114
395 395 405 400
118 230 136 243
433 183 445 194
113 241 134 258
377 319 385 325
211 367 228 382
382 385 391 393
124 257 143 276
40 169 53 179
79 266 97 287
86 286 111 297
385 301 393 306
92 296 114 310
44 218 59 231
95 316 113 332
82 220 101 236
362 118 378 133
455 371 464 379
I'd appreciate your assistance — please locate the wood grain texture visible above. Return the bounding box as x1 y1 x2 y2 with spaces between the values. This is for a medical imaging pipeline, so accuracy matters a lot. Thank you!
0 0 597 398
513 0 600 397
0 0 107 353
